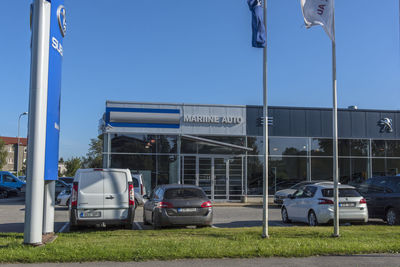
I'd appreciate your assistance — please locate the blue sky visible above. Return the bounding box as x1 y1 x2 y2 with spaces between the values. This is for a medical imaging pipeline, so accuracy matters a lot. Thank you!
1 0 399 159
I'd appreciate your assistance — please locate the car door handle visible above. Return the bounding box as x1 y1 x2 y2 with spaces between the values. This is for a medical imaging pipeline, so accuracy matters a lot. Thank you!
105 196 114 199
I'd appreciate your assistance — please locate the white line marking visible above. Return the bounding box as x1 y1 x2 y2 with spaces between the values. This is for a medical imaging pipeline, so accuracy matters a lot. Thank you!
211 225 219 228
134 222 143 230
58 222 69 233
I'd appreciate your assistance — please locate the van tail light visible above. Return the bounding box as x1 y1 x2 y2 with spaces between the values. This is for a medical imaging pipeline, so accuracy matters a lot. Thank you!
140 184 143 195
318 198 334 205
158 202 173 208
359 198 367 204
201 201 212 208
128 183 135 207
71 182 78 208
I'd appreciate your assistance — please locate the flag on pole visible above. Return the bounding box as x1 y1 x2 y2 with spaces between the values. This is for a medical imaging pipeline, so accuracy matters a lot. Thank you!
248 0 266 48
300 0 335 41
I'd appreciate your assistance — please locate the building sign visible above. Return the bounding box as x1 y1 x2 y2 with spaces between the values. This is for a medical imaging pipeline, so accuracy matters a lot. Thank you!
377 118 393 133
184 115 243 124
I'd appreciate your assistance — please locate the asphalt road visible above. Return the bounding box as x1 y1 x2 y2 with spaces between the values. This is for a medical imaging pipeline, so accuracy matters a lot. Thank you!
2 255 400 267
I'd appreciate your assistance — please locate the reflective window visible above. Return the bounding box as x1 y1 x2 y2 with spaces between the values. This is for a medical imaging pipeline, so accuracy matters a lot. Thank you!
269 157 307 194
269 137 307 156
311 139 332 156
372 140 385 157
386 140 400 157
111 134 157 153
158 136 177 153
339 139 350 156
351 139 369 156
311 157 332 180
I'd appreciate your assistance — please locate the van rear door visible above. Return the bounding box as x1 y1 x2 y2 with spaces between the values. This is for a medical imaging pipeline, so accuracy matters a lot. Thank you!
103 170 129 220
77 170 104 220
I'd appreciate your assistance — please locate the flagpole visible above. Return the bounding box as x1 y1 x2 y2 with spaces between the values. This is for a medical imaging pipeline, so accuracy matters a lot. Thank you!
331 2 339 238
262 0 269 239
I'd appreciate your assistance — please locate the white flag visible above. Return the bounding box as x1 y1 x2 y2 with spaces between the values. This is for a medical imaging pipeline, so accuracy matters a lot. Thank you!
300 0 335 41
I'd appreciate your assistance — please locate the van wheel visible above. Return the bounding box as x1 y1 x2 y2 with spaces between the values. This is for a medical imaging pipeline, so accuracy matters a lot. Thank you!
308 210 318 226
386 208 399 225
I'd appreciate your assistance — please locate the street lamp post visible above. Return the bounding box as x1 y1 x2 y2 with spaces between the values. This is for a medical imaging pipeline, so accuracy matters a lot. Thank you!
17 112 28 176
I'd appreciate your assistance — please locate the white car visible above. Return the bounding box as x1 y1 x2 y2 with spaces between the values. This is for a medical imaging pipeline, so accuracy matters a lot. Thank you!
281 183 368 226
274 180 329 204
56 188 71 206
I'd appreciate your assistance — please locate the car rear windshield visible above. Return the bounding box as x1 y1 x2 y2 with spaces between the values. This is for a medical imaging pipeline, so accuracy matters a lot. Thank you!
322 188 361 198
164 188 206 199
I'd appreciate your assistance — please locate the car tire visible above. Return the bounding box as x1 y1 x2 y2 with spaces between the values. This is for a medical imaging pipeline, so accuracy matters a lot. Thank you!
308 210 318 226
281 207 291 223
386 208 399 226
143 212 150 225
152 213 161 230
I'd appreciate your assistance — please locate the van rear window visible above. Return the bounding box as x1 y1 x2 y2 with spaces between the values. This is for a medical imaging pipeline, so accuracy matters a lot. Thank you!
132 179 139 187
164 188 206 199
322 188 361 198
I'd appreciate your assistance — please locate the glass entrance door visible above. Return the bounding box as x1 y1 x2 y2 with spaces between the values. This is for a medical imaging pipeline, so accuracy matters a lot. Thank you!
181 155 244 201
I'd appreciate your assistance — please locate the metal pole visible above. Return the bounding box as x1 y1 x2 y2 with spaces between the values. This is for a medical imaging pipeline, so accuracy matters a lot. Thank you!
42 180 55 234
24 0 51 245
17 112 28 176
332 2 339 238
262 0 269 239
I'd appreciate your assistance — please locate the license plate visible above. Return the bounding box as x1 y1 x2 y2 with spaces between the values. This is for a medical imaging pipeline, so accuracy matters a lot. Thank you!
339 202 355 207
80 211 101 218
177 208 197 213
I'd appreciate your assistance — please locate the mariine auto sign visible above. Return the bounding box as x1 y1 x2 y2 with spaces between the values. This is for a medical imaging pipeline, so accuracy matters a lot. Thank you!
183 115 244 124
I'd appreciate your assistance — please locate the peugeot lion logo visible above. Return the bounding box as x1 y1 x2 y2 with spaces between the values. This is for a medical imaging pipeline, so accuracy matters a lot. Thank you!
377 118 393 133
57 5 66 37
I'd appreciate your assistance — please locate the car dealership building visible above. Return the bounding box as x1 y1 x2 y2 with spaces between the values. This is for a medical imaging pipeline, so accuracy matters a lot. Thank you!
101 101 400 201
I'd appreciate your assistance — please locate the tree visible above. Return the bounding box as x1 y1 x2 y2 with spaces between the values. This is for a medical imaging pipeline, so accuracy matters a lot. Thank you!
65 157 82 177
82 135 103 168
0 139 8 170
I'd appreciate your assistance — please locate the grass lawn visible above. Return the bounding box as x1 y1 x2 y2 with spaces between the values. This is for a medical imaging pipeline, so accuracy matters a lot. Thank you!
1 225 400 263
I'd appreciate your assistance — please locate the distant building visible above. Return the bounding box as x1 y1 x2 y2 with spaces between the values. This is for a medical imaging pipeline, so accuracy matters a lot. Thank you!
0 136 28 174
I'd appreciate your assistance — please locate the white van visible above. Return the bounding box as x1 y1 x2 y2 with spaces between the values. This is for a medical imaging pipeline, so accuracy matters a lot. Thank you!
69 168 135 229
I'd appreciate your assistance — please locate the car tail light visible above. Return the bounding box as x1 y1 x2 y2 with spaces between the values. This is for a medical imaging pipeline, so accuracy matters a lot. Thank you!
158 202 173 208
201 201 212 208
359 198 367 204
128 183 135 207
318 198 334 205
140 184 143 195
71 182 78 208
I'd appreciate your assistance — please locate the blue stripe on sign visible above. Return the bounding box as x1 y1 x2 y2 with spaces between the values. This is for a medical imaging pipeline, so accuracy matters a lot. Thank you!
106 107 180 114
109 122 180 129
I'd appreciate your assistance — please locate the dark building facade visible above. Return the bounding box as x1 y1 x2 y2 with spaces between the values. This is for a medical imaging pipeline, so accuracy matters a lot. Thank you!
101 101 400 201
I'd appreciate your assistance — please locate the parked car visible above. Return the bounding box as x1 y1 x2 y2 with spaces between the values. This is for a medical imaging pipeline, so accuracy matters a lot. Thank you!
59 177 74 185
0 185 20 198
281 183 368 226
0 171 25 191
55 180 70 197
274 180 330 204
143 184 213 229
69 168 135 229
56 188 71 206
131 173 146 206
357 176 400 225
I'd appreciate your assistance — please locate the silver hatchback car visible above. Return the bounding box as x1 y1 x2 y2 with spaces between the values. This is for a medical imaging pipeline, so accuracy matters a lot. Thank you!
281 183 368 226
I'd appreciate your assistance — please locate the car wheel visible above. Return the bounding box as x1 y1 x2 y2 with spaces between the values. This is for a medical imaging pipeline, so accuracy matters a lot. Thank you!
386 208 399 226
281 207 290 223
143 212 150 225
308 210 318 226
152 213 161 230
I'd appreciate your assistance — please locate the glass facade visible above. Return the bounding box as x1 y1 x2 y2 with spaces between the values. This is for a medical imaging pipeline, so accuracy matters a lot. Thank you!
106 133 400 198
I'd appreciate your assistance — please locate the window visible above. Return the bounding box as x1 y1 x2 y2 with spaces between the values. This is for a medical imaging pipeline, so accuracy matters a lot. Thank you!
311 139 332 156
8 146 13 152
164 188 206 199
7 158 13 164
303 186 317 198
386 177 400 193
3 175 15 183
269 137 307 156
322 188 361 197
